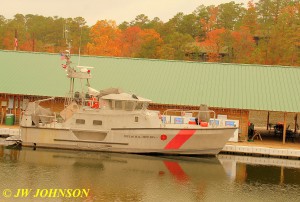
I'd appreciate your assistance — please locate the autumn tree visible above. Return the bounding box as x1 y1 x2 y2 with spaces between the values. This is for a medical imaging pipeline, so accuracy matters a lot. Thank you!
260 3 300 65
134 29 163 59
0 15 7 49
86 20 122 56
121 26 143 57
198 28 226 62
198 6 219 40
231 27 256 63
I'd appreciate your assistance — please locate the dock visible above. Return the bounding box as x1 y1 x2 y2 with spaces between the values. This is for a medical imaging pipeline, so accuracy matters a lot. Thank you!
222 127 300 159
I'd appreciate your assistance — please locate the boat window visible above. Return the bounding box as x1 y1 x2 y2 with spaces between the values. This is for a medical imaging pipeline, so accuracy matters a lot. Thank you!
115 101 122 110
76 119 85 124
143 103 149 109
125 101 135 111
136 102 143 110
135 116 139 122
93 120 102 125
110 100 114 109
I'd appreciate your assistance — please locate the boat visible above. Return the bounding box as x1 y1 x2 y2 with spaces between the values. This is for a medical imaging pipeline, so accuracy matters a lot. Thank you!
0 135 22 148
18 46 236 156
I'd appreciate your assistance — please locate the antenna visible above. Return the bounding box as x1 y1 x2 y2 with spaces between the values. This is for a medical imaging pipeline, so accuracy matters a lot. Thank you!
63 21 71 56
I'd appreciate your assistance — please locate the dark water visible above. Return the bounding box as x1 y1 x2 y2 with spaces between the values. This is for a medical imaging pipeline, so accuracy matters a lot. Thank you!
1 147 300 202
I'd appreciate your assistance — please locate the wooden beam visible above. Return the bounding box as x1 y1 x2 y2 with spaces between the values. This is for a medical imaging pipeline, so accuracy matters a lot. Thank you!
283 112 287 144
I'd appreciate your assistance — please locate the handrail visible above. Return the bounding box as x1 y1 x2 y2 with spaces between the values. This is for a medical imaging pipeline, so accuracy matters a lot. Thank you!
37 114 57 128
34 97 55 104
162 109 217 127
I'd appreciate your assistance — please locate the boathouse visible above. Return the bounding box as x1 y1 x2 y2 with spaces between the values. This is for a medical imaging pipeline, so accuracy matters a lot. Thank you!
0 50 300 141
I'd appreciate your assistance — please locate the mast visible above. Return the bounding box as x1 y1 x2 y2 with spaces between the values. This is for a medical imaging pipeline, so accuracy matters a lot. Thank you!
61 24 93 106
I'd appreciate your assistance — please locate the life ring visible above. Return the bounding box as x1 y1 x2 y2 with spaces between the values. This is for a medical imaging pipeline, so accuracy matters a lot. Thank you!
88 97 99 108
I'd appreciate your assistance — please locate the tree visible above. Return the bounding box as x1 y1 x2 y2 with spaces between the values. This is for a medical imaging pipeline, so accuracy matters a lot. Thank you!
193 5 210 40
130 14 150 29
199 6 219 39
86 20 122 56
217 1 246 30
231 27 256 63
178 14 201 38
198 28 226 62
241 0 259 34
7 14 27 50
0 15 7 49
265 3 300 65
159 32 194 60
121 26 143 57
118 21 129 30
160 12 184 38
134 29 163 59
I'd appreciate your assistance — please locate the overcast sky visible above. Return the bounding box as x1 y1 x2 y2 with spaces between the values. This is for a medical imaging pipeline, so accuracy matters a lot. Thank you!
1 0 255 25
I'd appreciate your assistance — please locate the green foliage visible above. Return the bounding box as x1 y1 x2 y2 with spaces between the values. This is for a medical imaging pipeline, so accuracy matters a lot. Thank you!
2 0 300 66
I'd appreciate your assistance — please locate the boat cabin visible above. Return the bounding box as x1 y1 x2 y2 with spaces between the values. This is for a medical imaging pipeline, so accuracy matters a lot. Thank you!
100 93 152 111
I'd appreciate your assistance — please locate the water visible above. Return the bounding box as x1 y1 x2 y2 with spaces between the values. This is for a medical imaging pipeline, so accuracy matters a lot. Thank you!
1 147 300 202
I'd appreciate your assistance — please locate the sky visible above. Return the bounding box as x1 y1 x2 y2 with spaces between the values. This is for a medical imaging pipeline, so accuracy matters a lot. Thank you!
1 0 255 25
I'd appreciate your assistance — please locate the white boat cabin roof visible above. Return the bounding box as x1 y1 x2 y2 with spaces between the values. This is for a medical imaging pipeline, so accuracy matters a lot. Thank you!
101 93 152 103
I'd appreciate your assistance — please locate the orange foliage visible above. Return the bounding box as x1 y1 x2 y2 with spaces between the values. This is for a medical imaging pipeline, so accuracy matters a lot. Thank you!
19 33 34 51
2 31 14 50
86 20 122 56
121 26 143 57
120 27 162 58
198 28 225 62
231 27 255 63
200 6 218 33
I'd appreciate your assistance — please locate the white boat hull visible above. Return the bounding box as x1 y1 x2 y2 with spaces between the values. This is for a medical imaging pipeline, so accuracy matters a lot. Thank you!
20 126 235 155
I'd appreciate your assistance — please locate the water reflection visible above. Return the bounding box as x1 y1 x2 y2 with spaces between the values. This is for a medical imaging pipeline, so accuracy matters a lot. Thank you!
1 147 300 201
218 154 300 186
0 147 226 201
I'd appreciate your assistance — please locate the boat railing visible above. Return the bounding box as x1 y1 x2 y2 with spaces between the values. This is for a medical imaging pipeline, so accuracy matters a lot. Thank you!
37 113 57 128
162 109 217 127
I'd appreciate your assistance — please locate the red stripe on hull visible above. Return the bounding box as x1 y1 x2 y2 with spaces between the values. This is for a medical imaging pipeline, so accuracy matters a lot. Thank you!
163 161 189 183
164 129 196 149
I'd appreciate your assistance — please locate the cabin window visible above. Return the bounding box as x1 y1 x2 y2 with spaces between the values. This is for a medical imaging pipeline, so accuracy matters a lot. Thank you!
93 120 102 125
143 103 149 109
136 102 143 110
109 100 114 109
125 101 135 111
115 101 122 110
135 116 139 122
76 119 85 124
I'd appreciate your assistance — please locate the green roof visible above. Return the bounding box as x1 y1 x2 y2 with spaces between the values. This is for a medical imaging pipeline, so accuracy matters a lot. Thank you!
1 50 300 112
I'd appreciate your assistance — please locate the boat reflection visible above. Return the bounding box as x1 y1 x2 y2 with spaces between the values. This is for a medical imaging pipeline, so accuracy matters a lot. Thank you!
0 147 227 201
2 147 300 201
